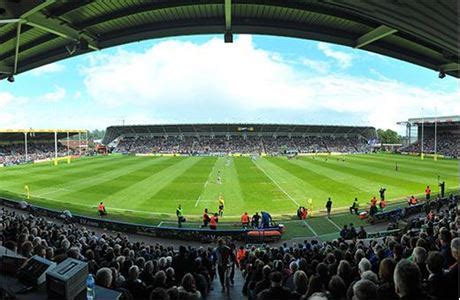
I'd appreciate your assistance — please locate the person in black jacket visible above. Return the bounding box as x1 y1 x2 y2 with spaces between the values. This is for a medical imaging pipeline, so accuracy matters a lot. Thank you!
257 271 295 300
326 198 333 218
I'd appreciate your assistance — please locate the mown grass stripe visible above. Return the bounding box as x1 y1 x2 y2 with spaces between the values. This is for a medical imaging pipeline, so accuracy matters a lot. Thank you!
346 154 459 178
34 157 171 198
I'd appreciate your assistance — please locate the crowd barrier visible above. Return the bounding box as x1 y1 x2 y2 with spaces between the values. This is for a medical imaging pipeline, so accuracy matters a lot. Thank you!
0 197 283 243
370 195 458 224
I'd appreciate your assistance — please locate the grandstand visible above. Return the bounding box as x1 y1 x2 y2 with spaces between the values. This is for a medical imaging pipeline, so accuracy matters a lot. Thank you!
398 115 460 159
0 1 459 300
103 124 376 155
0 129 87 166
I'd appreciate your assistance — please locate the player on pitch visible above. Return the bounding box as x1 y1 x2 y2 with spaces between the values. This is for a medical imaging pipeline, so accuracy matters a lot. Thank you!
218 194 225 216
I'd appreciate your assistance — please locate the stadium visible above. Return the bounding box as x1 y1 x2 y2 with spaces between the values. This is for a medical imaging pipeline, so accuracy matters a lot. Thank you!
0 1 459 300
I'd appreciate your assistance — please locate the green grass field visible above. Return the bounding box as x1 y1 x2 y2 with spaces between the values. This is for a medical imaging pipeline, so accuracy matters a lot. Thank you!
0 153 458 239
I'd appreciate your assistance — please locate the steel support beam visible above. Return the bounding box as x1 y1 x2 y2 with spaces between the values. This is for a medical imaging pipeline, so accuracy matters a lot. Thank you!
25 13 99 50
0 64 13 74
224 0 232 43
0 19 21 24
355 25 397 48
439 62 459 72
13 22 22 74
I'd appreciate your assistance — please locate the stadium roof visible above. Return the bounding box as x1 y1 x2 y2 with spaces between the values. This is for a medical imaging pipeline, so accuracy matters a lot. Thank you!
0 129 87 142
1 0 459 80
102 124 376 144
397 115 460 126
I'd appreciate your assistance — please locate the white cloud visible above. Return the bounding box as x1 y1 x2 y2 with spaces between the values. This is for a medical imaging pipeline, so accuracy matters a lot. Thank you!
80 36 460 130
29 63 65 76
301 58 330 73
0 92 29 128
39 86 66 102
318 42 353 68
4 36 457 131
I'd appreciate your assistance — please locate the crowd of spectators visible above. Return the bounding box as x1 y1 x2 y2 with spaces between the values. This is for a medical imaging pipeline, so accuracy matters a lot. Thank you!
400 133 460 158
1 197 458 300
0 142 71 166
239 202 458 300
114 136 371 155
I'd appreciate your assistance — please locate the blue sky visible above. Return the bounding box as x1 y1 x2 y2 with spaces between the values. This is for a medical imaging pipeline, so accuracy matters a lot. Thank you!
0 34 458 132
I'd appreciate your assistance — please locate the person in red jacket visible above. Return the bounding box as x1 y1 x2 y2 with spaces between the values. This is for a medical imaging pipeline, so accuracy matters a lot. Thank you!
379 199 386 212
425 185 431 200
98 202 106 217
210 213 219 230
202 208 211 228
241 212 249 228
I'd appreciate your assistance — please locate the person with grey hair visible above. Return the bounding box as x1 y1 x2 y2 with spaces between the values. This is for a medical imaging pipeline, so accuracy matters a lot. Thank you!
284 261 299 290
254 265 272 297
394 259 428 300
412 246 428 279
358 258 371 275
360 270 378 284
352 279 377 300
292 270 308 296
125 265 147 299
95 267 113 288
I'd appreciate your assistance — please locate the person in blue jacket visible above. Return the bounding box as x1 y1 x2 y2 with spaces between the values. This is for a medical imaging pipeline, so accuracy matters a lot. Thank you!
261 211 272 228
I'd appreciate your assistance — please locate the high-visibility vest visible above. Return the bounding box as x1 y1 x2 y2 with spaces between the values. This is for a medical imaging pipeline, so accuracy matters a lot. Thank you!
241 214 249 223
425 188 431 195
210 216 218 226
203 213 209 221
380 201 386 208
237 249 246 263
410 197 417 205
98 204 105 212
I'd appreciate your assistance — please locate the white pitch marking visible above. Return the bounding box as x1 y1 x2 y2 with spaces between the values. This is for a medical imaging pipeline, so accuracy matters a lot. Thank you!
303 220 318 236
157 221 164 227
194 196 202 207
326 216 342 230
253 160 300 207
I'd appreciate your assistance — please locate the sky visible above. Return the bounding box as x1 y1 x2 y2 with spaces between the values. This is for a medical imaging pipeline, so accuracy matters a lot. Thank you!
0 34 458 133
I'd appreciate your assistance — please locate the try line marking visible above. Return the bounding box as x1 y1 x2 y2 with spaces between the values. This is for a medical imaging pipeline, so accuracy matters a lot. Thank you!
303 220 318 236
326 216 342 230
253 160 300 207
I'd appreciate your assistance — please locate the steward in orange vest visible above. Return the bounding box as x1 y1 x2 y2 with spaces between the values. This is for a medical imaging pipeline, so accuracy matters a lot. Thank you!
425 186 431 200
241 212 249 227
379 200 386 211
202 208 210 228
98 202 106 216
408 195 417 206
236 246 247 268
210 213 218 230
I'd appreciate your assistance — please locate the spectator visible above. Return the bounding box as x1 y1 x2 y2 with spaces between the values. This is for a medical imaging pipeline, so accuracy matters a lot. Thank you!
177 273 201 300
257 271 294 300
394 259 427 300
353 279 377 300
95 267 113 288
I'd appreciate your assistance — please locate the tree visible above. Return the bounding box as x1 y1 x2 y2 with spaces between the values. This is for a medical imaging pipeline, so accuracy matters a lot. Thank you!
87 129 106 141
377 129 401 144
